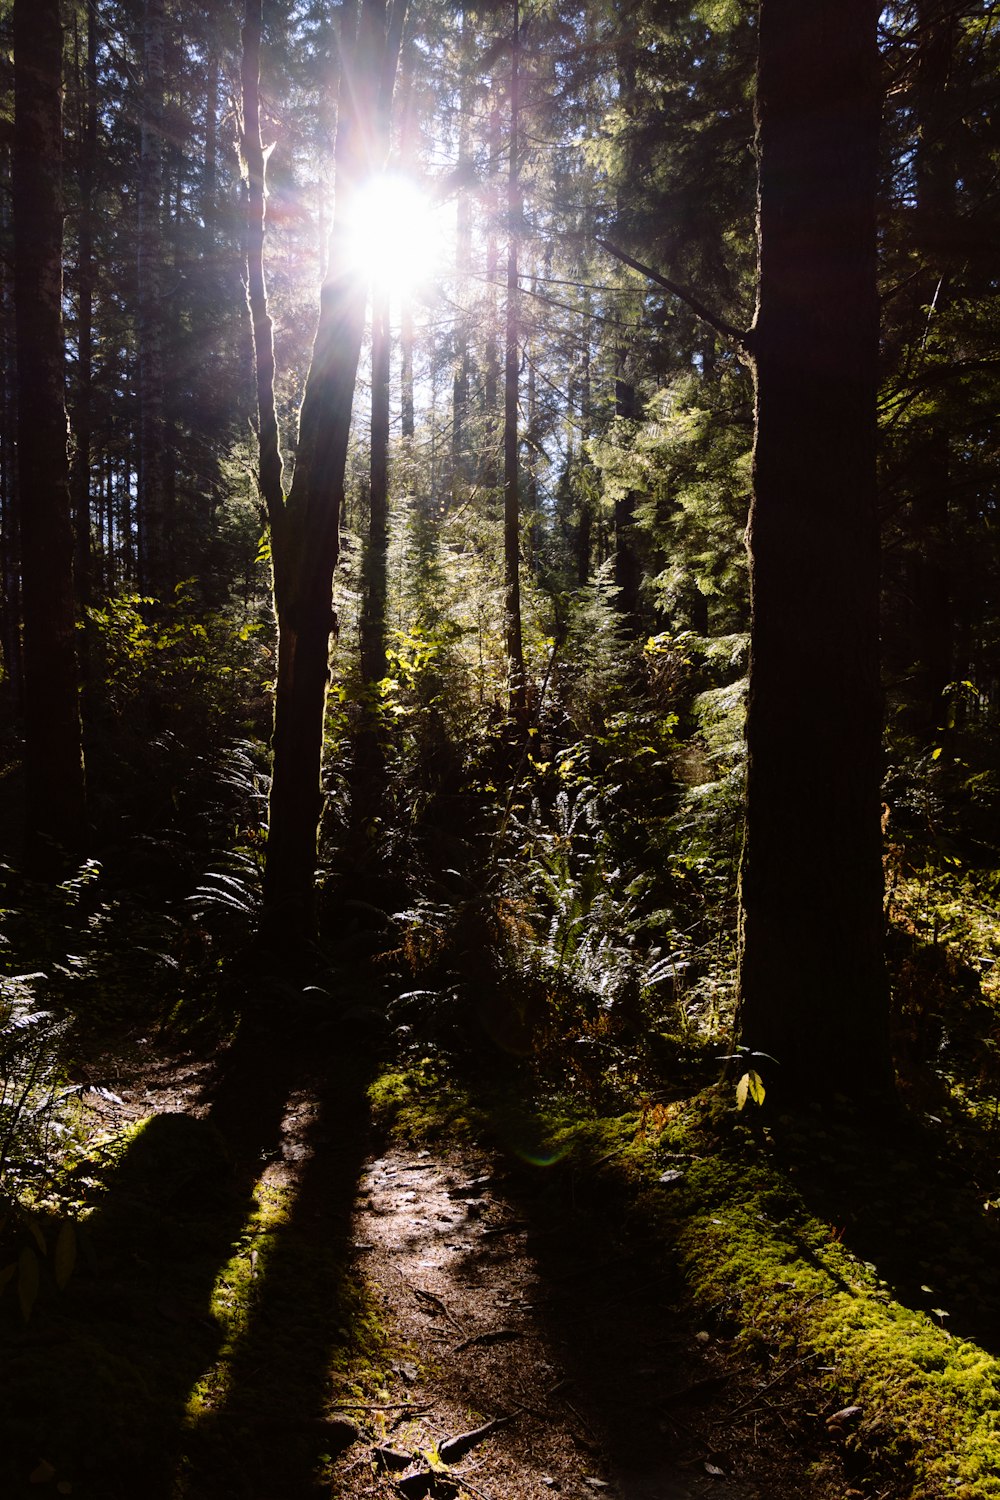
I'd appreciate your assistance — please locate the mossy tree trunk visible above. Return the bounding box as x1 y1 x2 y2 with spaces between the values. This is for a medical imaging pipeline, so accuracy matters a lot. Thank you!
738 0 893 1109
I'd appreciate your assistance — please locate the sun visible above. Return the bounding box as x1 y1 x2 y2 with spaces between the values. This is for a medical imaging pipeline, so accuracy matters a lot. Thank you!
346 173 449 297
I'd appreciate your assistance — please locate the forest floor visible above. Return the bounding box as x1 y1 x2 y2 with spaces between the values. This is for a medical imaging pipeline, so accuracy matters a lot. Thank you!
0 1010 880 1500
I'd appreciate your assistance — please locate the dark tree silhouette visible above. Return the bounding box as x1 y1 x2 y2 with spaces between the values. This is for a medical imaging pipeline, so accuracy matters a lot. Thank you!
14 0 87 864
738 0 893 1108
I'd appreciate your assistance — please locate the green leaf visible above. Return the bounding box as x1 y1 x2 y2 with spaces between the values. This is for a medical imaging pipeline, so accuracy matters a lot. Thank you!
736 1070 766 1110
54 1221 76 1290
18 1247 40 1323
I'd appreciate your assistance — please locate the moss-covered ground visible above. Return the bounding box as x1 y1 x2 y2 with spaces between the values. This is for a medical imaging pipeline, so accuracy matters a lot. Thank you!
0 1018 398 1500
367 1054 1000 1499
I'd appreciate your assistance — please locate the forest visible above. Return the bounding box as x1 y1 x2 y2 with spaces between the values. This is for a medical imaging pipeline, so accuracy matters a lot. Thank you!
2 0 1000 1494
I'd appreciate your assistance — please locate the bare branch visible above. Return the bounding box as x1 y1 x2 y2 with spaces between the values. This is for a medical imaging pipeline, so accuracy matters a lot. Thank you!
596 237 752 354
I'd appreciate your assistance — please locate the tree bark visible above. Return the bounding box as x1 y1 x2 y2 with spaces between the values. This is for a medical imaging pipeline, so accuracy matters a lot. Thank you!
137 0 168 595
908 0 956 743
14 0 88 864
576 289 594 586
400 299 415 440
503 0 526 724
484 86 501 431
613 373 642 625
738 0 892 1109
362 287 391 686
71 0 98 614
242 0 285 533
363 0 405 688
451 6 473 502
257 0 405 934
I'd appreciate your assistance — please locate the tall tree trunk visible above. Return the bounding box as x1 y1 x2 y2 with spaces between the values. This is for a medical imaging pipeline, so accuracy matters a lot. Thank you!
738 0 892 1109
451 6 473 502
14 0 88 864
138 0 167 595
396 31 417 444
503 0 526 724
613 373 641 623
355 285 392 843
576 288 593 586
255 0 405 935
362 0 405 690
242 0 285 530
483 86 501 429
909 0 956 743
400 299 415 439
71 0 98 614
362 287 391 686
0 132 21 705
524 296 537 570
203 40 220 231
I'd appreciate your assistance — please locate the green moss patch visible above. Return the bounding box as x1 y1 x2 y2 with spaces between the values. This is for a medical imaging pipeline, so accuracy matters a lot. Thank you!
0 1093 394 1500
386 1063 1000 1500
665 1148 1000 1498
367 1060 478 1143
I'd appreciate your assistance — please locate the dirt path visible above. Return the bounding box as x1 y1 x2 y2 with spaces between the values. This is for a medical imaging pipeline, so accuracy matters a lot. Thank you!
24 1036 855 1500
327 1145 842 1500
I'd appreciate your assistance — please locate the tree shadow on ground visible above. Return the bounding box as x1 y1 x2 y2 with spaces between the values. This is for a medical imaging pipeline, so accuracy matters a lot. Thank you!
446 1046 1000 1496
177 1021 379 1499
766 1106 1000 1355
0 1006 377 1500
448 1065 840 1499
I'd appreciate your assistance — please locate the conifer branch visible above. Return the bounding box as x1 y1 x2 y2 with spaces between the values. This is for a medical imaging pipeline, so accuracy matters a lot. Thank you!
596 237 752 354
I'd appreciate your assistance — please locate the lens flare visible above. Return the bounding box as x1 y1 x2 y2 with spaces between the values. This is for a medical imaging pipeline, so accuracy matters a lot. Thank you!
346 173 448 295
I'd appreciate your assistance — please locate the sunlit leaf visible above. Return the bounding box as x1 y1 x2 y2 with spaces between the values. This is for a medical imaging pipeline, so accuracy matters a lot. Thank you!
736 1070 765 1109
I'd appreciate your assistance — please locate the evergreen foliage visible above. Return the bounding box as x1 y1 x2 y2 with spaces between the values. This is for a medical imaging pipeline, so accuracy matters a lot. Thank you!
1 2 1000 1486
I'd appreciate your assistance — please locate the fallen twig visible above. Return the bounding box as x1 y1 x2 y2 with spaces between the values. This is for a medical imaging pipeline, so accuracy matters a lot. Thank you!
717 1354 819 1422
332 1401 432 1413
406 1280 466 1334
452 1328 522 1353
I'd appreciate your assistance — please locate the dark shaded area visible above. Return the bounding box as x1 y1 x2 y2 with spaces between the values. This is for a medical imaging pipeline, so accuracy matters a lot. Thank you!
179 1014 379 1498
0 1001 377 1500
770 1105 1000 1357
0 1109 245 1497
430 1062 845 1499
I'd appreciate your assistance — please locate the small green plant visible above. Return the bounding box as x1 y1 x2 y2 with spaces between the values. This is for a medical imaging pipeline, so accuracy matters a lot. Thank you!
0 971 67 1192
718 1046 775 1110
736 1069 765 1110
